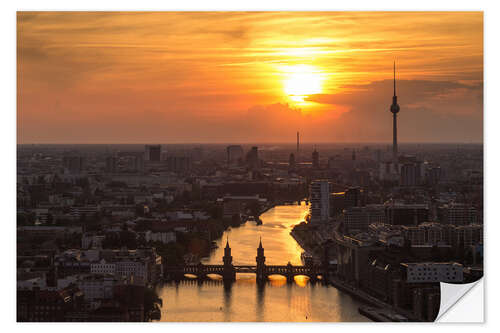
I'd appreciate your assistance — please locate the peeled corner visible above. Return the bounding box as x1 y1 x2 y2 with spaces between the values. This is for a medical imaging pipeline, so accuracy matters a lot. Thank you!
436 278 484 322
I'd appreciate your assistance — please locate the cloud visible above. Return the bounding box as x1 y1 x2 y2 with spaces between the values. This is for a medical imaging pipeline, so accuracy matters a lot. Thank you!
17 12 483 144
306 79 483 142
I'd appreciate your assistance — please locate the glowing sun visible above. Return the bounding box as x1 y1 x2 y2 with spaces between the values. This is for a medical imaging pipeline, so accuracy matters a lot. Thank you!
282 64 324 103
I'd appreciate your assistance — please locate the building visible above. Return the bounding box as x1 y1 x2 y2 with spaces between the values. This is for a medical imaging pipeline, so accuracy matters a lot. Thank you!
77 274 116 305
62 155 85 174
420 222 445 245
133 154 144 172
400 163 418 186
312 148 320 169
145 145 161 162
165 154 192 173
401 262 464 283
309 180 331 225
330 191 346 217
288 153 296 170
426 166 443 185
115 260 148 285
368 223 405 247
385 203 429 226
246 146 259 170
402 226 427 245
81 233 105 249
90 260 116 275
438 203 477 226
343 205 386 234
335 233 384 288
345 187 364 208
455 224 483 248
17 286 83 322
379 161 399 181
217 195 267 220
144 230 176 244
105 156 118 173
226 145 244 166
70 205 100 221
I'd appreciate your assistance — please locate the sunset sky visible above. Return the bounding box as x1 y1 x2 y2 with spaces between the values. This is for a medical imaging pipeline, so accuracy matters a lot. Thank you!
17 11 483 144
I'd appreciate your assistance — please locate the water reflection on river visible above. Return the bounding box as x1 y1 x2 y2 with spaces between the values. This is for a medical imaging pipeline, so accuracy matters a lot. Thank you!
157 203 369 322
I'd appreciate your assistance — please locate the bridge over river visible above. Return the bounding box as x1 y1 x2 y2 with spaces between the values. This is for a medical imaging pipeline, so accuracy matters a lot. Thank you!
164 238 329 283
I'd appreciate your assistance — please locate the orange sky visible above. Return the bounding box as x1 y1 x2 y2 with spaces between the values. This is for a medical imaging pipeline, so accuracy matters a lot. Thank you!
17 11 483 144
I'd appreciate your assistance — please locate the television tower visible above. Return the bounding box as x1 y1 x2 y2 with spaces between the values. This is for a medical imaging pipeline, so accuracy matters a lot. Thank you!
390 61 400 169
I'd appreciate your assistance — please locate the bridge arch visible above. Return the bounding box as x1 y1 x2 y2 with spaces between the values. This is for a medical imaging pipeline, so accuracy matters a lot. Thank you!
267 273 288 279
206 273 224 280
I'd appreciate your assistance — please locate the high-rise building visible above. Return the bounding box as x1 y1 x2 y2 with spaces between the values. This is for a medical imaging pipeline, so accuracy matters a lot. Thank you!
327 156 336 170
145 145 161 162
426 166 443 185
105 156 118 173
374 149 382 164
312 148 319 169
165 154 192 173
345 187 364 208
62 155 85 174
134 154 144 173
330 191 346 217
190 147 204 162
398 155 423 186
400 163 418 186
288 153 296 170
309 180 331 225
246 146 259 170
226 145 244 166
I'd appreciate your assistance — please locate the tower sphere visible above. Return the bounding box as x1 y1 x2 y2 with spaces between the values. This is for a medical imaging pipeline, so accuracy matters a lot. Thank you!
391 100 400 114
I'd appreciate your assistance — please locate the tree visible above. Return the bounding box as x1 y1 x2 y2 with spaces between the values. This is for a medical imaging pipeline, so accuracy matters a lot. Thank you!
247 201 261 217
143 287 162 320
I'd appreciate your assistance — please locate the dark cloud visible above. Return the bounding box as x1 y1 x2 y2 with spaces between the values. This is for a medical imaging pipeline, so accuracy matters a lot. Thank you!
306 79 483 142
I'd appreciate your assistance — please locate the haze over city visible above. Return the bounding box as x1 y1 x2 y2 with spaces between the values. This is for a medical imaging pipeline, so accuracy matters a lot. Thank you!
17 11 483 144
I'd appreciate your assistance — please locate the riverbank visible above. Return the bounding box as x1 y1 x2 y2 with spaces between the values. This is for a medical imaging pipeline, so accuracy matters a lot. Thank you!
358 307 409 322
289 223 417 322
290 228 320 258
326 272 419 321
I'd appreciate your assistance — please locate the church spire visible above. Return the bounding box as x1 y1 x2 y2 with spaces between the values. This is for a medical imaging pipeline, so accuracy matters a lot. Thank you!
258 236 263 248
225 236 230 249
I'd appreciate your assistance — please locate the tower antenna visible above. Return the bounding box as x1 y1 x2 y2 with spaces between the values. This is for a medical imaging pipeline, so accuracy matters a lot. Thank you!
393 61 396 96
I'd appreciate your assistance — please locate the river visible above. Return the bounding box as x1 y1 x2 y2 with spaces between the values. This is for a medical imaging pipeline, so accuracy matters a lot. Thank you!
156 203 369 322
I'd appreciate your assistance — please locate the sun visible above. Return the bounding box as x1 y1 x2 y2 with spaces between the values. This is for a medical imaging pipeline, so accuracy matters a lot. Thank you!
281 65 325 103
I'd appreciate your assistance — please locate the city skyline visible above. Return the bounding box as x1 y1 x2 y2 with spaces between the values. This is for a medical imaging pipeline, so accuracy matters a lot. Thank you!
18 12 483 144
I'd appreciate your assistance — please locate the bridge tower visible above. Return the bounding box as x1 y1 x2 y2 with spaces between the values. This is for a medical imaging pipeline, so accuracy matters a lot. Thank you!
222 238 236 281
256 237 267 282
286 262 294 283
